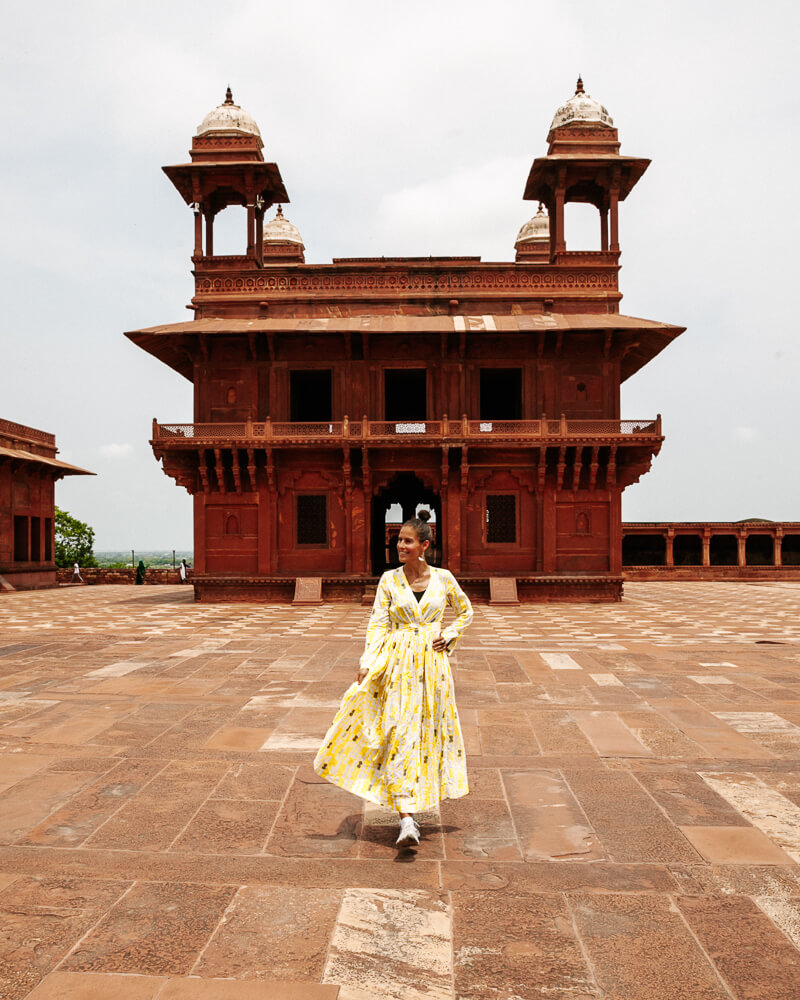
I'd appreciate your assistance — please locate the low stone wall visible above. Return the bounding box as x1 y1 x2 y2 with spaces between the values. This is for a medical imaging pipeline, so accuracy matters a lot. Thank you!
56 567 188 585
623 565 800 581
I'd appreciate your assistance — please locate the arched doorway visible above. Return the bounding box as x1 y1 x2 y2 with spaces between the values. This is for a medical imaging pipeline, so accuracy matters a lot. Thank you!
371 472 441 575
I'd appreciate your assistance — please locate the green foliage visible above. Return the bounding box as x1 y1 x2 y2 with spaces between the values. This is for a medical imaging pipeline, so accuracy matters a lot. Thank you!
54 507 98 568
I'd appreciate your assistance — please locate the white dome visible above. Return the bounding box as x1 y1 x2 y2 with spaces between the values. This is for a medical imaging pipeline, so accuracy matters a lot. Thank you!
197 88 261 137
550 77 614 131
263 205 303 245
516 203 549 245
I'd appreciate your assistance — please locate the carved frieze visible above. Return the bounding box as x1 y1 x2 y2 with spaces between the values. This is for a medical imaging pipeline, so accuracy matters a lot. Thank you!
195 267 618 297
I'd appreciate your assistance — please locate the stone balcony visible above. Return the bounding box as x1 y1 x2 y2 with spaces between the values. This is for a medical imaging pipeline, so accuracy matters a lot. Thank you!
151 415 662 449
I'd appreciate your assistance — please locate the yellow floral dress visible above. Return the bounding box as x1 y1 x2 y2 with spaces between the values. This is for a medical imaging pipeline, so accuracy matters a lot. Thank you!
313 566 473 812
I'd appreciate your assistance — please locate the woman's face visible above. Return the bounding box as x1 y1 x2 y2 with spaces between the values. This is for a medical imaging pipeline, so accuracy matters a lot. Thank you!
397 525 429 564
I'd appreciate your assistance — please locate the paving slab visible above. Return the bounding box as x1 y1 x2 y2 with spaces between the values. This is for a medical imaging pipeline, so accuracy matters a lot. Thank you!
2 581 800 997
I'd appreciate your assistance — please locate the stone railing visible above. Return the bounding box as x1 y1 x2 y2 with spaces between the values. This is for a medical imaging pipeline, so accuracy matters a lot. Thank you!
152 415 662 445
0 418 56 447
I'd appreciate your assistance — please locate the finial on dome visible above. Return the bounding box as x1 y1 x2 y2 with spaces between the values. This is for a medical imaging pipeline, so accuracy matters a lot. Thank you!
196 89 261 138
549 78 614 131
515 203 550 250
262 205 304 249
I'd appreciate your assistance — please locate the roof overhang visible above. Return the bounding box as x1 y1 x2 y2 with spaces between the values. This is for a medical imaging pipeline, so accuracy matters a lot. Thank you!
524 155 651 203
0 446 94 476
162 162 289 206
126 313 684 382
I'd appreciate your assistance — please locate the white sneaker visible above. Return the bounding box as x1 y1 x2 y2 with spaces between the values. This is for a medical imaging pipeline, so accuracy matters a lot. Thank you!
395 816 421 848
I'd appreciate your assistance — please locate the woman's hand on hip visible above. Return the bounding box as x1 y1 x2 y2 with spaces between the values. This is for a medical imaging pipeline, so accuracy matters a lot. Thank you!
356 664 369 684
432 634 448 653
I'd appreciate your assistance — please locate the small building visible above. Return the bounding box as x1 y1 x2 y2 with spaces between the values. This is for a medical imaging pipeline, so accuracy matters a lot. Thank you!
0 418 93 590
128 81 683 602
622 520 800 578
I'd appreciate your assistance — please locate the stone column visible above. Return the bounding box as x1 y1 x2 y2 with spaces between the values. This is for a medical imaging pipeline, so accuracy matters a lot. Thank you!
666 529 674 568
194 207 203 257
774 528 783 567
343 451 353 574
609 187 620 252
542 487 557 573
554 176 566 254
737 531 747 567
702 529 711 567
204 212 214 256
246 203 256 257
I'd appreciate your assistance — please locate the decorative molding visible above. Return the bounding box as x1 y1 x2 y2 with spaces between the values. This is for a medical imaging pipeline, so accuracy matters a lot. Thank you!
196 267 619 297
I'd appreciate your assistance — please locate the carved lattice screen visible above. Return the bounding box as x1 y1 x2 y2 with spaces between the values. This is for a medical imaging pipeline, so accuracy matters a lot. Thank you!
486 495 516 544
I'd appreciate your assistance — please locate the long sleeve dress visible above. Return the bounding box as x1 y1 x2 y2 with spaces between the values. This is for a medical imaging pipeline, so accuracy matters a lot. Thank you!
313 565 473 813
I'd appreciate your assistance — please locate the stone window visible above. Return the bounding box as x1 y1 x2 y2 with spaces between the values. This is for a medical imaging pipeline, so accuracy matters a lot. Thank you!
745 535 773 566
30 516 41 562
480 369 522 420
297 494 328 546
13 515 28 562
385 370 426 421
783 534 800 566
622 534 666 566
674 535 702 565
709 534 737 566
486 495 517 544
290 370 332 422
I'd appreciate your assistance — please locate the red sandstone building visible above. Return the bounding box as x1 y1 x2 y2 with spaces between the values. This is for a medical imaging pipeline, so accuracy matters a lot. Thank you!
128 82 685 602
0 418 93 590
622 520 800 579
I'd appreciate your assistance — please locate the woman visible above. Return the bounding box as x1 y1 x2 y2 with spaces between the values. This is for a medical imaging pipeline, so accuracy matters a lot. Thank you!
313 511 473 848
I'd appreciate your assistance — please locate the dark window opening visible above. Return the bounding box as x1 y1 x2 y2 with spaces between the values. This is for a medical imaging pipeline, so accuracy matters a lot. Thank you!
13 515 28 562
486 494 517 543
385 370 427 421
480 369 522 420
44 518 53 562
746 535 773 566
290 370 333 422
709 534 738 566
30 516 41 562
673 535 702 566
783 535 800 566
226 515 240 535
622 534 666 566
297 495 328 546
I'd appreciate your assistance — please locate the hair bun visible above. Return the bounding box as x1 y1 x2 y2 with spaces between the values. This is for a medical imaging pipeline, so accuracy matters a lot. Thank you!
418 509 431 522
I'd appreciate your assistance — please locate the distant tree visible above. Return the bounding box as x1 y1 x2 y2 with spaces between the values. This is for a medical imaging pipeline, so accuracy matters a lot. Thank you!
54 507 98 568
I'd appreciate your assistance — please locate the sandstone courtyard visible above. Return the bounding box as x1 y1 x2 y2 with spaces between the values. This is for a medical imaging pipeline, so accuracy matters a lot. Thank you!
2 581 800 999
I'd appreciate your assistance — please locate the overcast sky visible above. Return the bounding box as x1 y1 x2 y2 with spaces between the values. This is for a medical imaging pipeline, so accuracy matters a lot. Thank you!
2 0 798 549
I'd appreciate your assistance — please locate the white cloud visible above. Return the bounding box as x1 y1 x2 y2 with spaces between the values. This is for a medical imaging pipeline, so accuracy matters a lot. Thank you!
98 443 134 459
734 427 758 444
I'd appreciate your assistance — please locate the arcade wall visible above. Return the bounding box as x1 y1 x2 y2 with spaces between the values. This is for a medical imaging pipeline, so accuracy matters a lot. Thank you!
622 522 800 580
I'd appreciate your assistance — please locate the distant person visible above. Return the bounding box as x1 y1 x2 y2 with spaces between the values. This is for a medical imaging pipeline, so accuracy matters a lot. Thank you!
135 560 146 585
72 562 83 583
179 559 189 583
